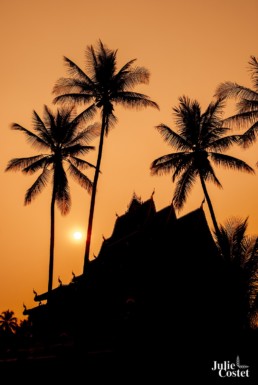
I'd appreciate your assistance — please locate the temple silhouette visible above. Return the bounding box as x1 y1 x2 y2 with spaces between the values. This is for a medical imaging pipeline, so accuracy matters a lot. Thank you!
22 193 247 378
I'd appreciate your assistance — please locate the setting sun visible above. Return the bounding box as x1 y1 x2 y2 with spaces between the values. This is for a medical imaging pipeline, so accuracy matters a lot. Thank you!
73 231 83 240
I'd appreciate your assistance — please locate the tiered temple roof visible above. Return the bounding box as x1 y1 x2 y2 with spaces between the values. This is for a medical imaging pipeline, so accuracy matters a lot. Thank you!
23 194 229 355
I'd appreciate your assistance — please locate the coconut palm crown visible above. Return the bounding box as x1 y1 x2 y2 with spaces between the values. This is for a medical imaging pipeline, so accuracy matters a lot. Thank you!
215 56 258 147
0 310 18 334
151 96 254 238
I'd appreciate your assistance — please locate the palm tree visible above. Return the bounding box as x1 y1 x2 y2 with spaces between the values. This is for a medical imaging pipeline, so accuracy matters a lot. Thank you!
5 105 98 295
216 217 250 264
150 96 254 239
52 40 159 272
0 310 18 334
215 56 258 147
215 217 258 327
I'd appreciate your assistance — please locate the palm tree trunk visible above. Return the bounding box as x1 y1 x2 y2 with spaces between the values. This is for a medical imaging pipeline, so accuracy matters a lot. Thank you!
83 112 107 273
199 173 221 239
48 185 55 298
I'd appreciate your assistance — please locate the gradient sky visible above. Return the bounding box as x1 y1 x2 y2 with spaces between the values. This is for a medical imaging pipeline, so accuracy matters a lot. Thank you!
1 0 258 320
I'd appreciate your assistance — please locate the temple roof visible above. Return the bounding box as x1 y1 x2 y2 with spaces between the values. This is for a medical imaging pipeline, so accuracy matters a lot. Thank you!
110 195 156 240
27 194 216 307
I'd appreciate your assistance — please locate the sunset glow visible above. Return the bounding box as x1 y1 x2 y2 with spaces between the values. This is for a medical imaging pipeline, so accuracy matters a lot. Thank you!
73 231 83 241
0 0 257 323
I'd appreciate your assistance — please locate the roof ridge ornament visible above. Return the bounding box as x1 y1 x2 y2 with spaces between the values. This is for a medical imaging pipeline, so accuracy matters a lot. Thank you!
132 191 141 203
127 192 142 212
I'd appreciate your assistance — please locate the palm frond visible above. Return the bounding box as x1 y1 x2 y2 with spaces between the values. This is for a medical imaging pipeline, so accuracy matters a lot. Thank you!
155 124 191 150
113 58 136 73
68 162 93 193
63 144 95 158
173 166 197 210
71 104 98 127
173 97 202 143
53 93 95 107
216 217 258 270
233 219 249 259
116 65 150 89
209 152 255 174
207 134 240 151
198 160 222 188
203 97 225 121
42 105 55 130
93 47 117 84
237 98 258 113
25 168 51 205
150 152 190 176
11 123 50 150
63 56 94 85
201 98 225 140
112 59 136 84
69 156 96 170
111 91 159 110
103 110 118 134
23 156 51 175
113 91 159 110
249 56 258 90
54 165 71 215
67 121 100 146
53 77 93 95
85 44 98 78
5 155 45 172
215 82 256 101
216 226 232 261
172 153 195 181
222 110 258 129
200 125 231 148
238 121 258 147
32 110 51 141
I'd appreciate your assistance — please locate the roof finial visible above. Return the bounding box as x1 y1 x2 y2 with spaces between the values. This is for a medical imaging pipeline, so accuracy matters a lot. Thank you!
58 276 63 286
132 191 141 202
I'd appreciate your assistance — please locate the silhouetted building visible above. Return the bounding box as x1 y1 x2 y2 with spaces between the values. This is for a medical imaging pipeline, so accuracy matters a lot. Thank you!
23 194 242 374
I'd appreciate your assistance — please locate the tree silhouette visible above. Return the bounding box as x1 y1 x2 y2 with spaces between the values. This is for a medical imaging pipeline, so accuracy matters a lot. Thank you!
0 310 18 334
215 56 258 147
216 217 255 266
215 217 258 327
5 105 98 295
150 96 254 238
53 40 159 272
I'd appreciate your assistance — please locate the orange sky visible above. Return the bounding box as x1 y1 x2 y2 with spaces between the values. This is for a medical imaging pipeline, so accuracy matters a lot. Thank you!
1 0 258 321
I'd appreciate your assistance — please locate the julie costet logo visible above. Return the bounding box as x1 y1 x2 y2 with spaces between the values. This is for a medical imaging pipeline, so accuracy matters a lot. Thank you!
212 356 250 378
